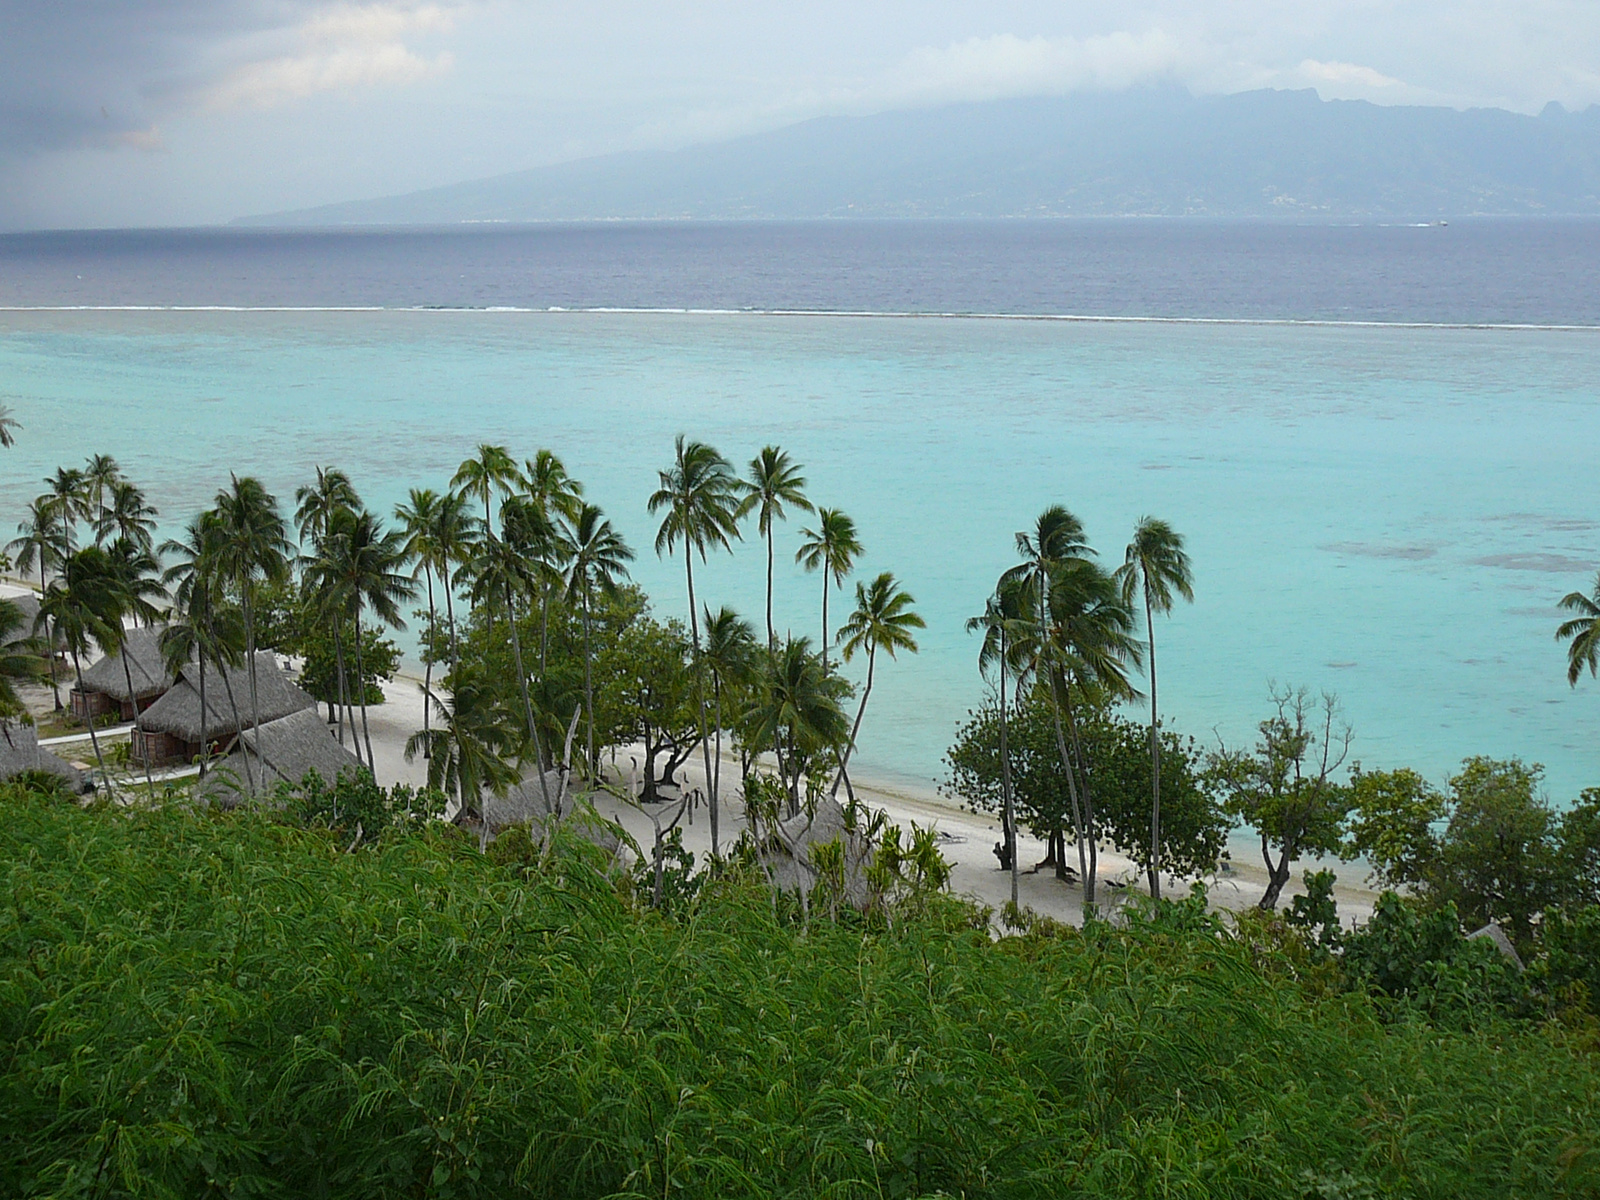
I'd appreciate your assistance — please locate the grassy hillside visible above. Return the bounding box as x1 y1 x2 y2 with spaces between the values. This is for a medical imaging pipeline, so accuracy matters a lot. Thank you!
2 788 1596 1198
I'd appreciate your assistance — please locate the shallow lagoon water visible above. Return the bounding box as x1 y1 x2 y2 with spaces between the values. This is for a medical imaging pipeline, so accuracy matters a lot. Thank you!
2 307 1597 801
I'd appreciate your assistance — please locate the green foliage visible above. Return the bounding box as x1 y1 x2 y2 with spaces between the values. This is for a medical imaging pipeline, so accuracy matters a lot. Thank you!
298 621 401 706
4 791 1599 1198
1285 868 1344 954
1344 764 1446 889
1532 904 1600 1016
272 768 448 846
946 691 1226 879
630 826 701 913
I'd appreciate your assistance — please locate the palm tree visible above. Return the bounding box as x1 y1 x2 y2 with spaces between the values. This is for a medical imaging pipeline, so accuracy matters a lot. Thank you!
702 605 757 815
968 579 1031 909
834 572 923 800
1116 517 1195 899
649 435 743 856
451 444 521 532
36 547 123 782
296 467 364 749
521 450 585 677
210 475 293 790
396 488 446 756
105 537 169 793
796 508 861 673
406 662 520 851
745 636 851 815
9 497 68 709
94 479 158 551
161 515 248 786
1003 506 1092 881
0 600 43 718
44 467 89 553
737 446 812 648
0 404 19 448
561 502 634 774
1558 572 1600 686
83 454 122 531
307 507 416 773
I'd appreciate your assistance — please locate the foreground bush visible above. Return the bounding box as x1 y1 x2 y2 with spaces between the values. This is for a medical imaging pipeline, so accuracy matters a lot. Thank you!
2 790 1597 1198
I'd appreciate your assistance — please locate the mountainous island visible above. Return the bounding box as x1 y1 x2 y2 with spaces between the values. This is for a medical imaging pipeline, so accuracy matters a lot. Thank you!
238 86 1600 225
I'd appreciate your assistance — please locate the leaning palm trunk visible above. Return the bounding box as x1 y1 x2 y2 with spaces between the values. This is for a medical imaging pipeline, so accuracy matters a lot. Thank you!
1059 683 1098 907
442 560 460 677
684 554 719 856
1144 591 1163 899
40 565 62 710
68 647 109 786
120 653 157 795
1047 669 1089 890
504 580 551 812
831 644 876 798
421 565 436 759
196 641 209 779
242 589 264 795
216 655 255 796
582 585 596 777
331 623 360 767
353 607 377 775
997 633 1019 909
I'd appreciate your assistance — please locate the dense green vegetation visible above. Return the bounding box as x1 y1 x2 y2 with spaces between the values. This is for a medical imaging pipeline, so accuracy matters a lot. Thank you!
3 784 1598 1199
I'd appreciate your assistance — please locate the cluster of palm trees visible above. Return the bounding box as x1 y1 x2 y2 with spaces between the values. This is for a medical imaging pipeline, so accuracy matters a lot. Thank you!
970 508 1193 909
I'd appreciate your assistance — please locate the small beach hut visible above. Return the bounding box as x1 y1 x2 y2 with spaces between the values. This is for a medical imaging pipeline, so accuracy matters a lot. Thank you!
133 652 317 767
0 721 90 794
70 625 175 722
197 706 366 808
761 795 874 908
463 769 624 856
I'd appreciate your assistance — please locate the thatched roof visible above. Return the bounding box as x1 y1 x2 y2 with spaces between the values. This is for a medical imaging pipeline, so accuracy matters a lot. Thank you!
78 625 173 702
138 652 315 741
762 795 873 907
0 722 90 793
1 594 39 648
198 707 365 807
471 769 623 856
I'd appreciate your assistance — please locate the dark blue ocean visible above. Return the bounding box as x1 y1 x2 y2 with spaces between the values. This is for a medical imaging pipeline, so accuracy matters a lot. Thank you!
2 219 1598 802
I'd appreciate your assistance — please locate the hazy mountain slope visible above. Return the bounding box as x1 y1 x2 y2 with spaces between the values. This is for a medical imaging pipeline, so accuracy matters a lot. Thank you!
237 88 1600 224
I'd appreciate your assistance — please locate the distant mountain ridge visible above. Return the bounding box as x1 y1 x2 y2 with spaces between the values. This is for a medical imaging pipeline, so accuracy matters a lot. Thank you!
238 87 1600 225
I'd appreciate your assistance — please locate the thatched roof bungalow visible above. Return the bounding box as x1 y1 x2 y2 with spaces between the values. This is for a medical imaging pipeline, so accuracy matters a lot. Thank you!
1 594 39 647
458 769 624 858
0 721 90 794
197 706 365 808
133 652 316 767
71 625 174 722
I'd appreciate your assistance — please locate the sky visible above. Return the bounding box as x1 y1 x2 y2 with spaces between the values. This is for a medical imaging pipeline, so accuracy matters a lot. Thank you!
2 1 1598 229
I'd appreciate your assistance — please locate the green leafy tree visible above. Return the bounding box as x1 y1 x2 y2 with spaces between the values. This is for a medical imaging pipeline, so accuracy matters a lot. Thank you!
965 579 1031 907
649 435 743 855
702 604 757 809
737 446 812 648
744 636 850 814
161 515 248 785
406 662 520 850
1345 765 1448 890
1116 516 1194 898
1209 685 1353 910
598 614 700 801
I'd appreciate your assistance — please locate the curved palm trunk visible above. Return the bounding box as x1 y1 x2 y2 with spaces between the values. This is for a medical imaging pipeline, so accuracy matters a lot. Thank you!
1047 671 1089 890
711 674 723 814
196 641 209 779
422 565 436 759
831 644 875 797
40 564 62 710
331 623 360 766
819 576 830 673
442 560 460 678
69 647 109 785
1144 590 1162 899
215 656 255 795
582 583 596 776
242 589 264 796
353 606 377 775
765 526 776 649
120 652 157 795
684 552 719 857
505 579 552 812
998 635 1018 909
1059 685 1098 908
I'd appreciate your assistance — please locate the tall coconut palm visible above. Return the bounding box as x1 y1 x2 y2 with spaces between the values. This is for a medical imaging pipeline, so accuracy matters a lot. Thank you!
9 497 68 709
296 467 365 749
36 547 123 783
83 454 122 531
1003 505 1092 881
745 636 850 814
649 435 743 855
967 578 1031 909
209 475 292 790
561 502 634 774
521 450 585 676
702 605 757 815
161 515 248 786
834 572 923 799
451 444 520 533
468 526 551 810
406 662 520 851
395 488 446 756
796 508 861 673
1116 517 1194 898
1558 572 1600 686
307 507 415 773
95 479 158 551
105 536 169 793
737 446 812 648
44 467 89 553
0 404 19 448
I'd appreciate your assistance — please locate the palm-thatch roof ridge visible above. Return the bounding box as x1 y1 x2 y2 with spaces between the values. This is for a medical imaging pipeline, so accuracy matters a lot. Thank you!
138 652 316 742
1 594 40 648
198 706 365 808
475 769 623 856
78 625 173 702
0 721 90 793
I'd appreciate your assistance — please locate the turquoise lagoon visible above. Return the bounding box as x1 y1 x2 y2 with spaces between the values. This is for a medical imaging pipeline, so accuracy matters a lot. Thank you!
1 309 1596 801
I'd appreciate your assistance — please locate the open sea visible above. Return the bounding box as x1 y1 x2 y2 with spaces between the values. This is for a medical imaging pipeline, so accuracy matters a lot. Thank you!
1 219 1597 803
